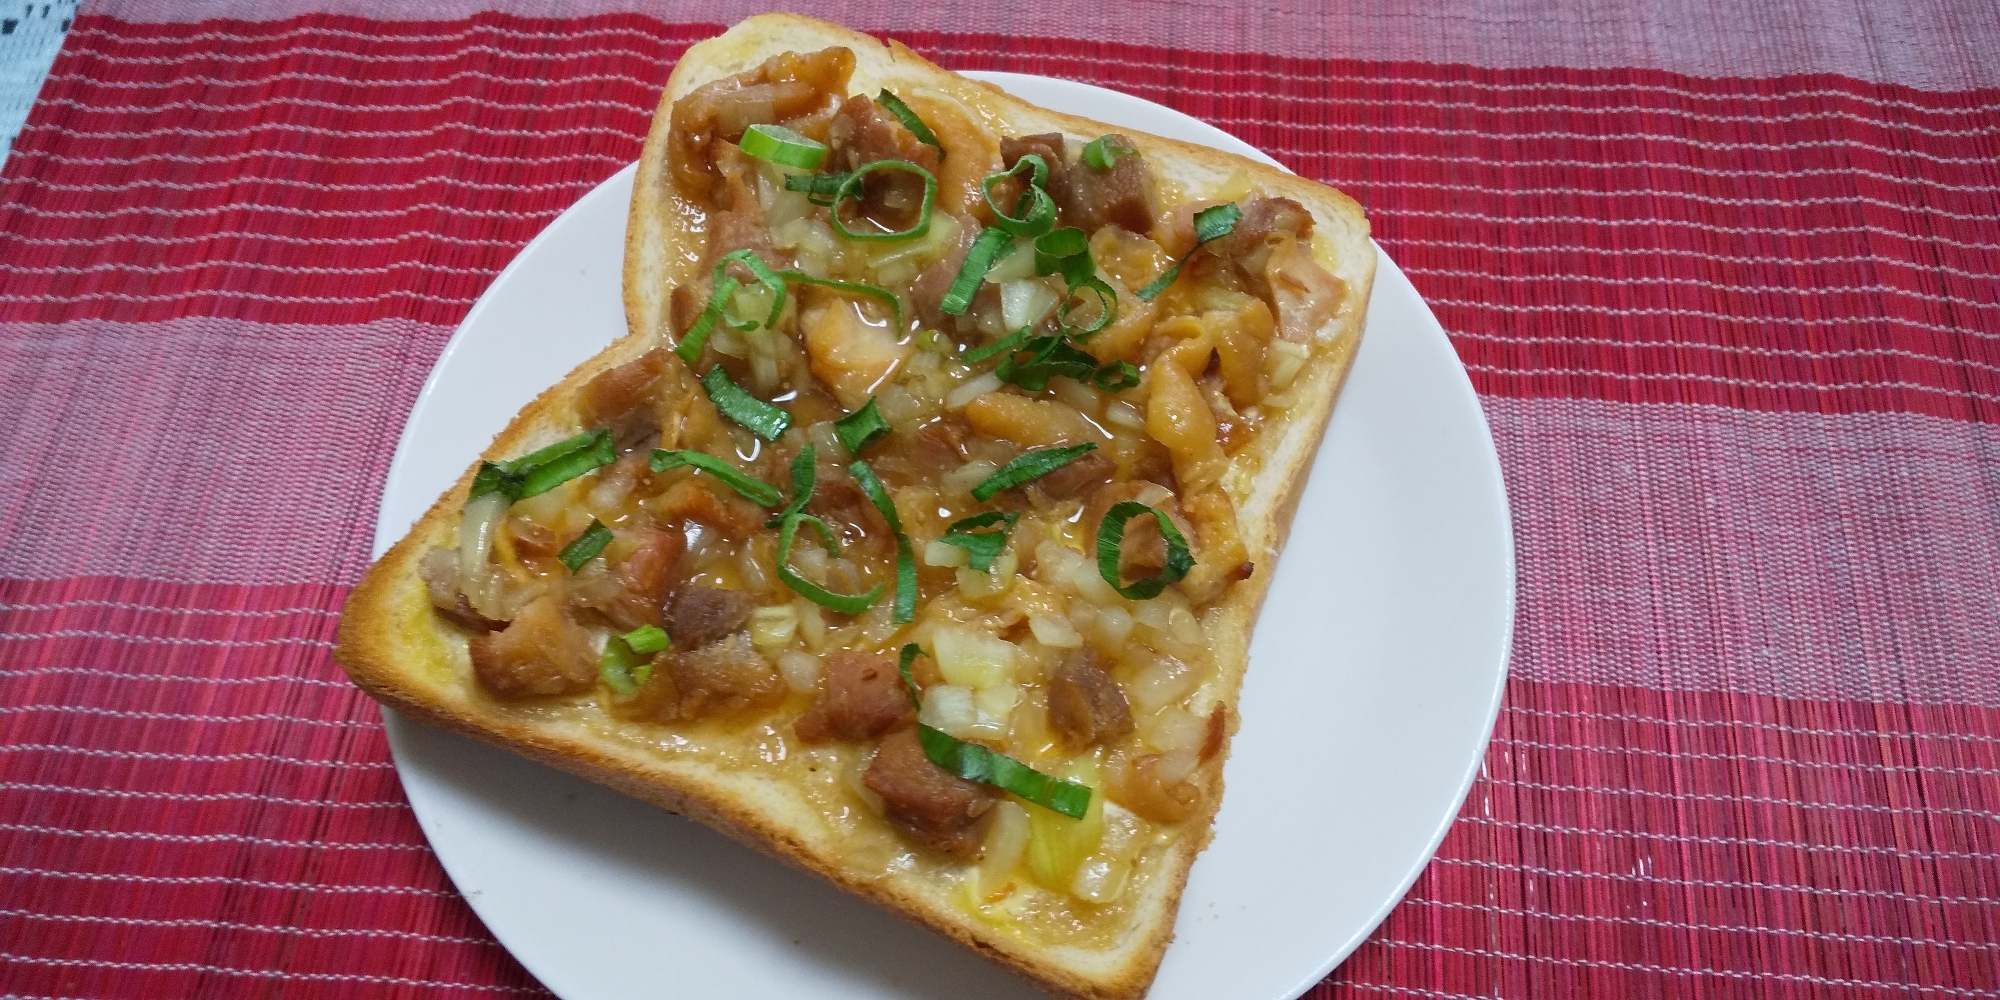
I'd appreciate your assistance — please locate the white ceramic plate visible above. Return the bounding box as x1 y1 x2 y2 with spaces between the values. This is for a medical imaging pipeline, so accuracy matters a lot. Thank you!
372 72 1514 1000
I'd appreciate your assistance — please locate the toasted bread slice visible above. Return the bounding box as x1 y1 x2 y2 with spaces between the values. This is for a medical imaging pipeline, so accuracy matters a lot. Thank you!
339 14 1372 1000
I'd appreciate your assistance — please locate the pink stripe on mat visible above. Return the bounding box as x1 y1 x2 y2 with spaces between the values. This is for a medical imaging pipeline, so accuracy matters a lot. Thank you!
77 0 2000 92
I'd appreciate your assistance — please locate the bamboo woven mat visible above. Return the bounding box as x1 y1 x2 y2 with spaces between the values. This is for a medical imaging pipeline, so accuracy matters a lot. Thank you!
4 1 1998 997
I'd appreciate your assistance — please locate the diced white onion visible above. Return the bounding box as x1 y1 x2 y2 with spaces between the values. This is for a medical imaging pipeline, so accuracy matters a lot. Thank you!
1144 705 1209 754
1127 653 1199 714
1000 279 1061 331
919 684 978 736
932 625 1017 689
794 599 827 652
1155 746 1201 785
923 539 970 568
1103 400 1145 430
1134 600 1172 630
457 491 509 617
1071 856 1128 904
957 545 1018 599
749 605 798 648
1268 339 1310 390
1085 605 1135 649
976 801 1032 894
776 650 821 693
1049 378 1099 417
941 456 1001 497
972 684 1020 737
1068 554 1123 606
1169 605 1203 645
1028 613 1083 648
984 239 1037 284
944 372 1003 411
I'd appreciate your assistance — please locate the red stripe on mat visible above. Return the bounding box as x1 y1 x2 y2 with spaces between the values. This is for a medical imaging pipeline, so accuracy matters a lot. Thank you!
3 576 1997 997
2 15 1995 421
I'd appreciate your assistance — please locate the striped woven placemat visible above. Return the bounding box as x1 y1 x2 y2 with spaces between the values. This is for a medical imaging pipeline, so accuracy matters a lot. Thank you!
4 2 1996 997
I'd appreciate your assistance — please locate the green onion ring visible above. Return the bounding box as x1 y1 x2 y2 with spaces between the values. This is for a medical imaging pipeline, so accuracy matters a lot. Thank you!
701 366 793 442
778 271 903 332
776 511 883 614
980 154 1056 238
1095 500 1195 600
897 643 925 708
622 624 671 655
1056 276 1118 339
876 90 944 160
648 449 783 508
970 443 1098 502
557 519 614 573
847 459 917 624
829 159 937 243
940 226 1014 317
917 725 1092 819
739 123 828 170
1092 360 1140 392
1136 202 1243 302
833 398 892 455
959 326 1031 365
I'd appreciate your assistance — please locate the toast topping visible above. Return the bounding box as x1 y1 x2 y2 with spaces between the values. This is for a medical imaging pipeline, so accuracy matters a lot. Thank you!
427 44 1348 941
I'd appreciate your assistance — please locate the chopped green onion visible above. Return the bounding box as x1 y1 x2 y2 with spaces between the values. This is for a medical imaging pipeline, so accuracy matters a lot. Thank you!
1093 360 1140 392
649 449 783 508
996 335 1099 392
917 724 1091 819
961 326 1031 365
829 160 937 242
834 397 892 455
848 460 917 624
793 511 844 556
784 170 850 206
778 271 903 332
1033 226 1090 281
768 445 819 526
599 632 652 697
739 123 828 169
470 428 617 503
1081 134 1137 171
1055 276 1118 339
1136 202 1243 302
701 366 792 442
980 155 1056 238
558 519 614 572
677 249 788 365
897 643 925 708
876 90 944 160
1095 500 1195 600
776 511 883 614
971 443 1098 502
940 226 1014 316
939 510 1019 572
622 624 671 655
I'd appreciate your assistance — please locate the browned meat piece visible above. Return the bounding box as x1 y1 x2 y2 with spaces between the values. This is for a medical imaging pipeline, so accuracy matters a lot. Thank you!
996 133 1071 226
809 475 892 550
701 144 782 274
1046 648 1134 748
649 476 767 539
668 633 785 719
795 650 915 744
864 727 997 859
467 593 596 699
420 547 506 632
668 46 855 199
664 586 756 650
1065 133 1157 236
1026 448 1115 503
888 417 968 482
1197 196 1314 299
908 221 982 330
1109 753 1204 824
826 95 941 236
566 525 685 631
578 348 675 451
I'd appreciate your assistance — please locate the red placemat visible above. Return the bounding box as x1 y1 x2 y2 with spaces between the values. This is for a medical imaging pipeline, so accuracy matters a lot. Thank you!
4 3 1998 997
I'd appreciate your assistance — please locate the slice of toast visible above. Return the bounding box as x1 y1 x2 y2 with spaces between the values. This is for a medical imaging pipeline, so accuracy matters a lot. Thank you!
338 14 1372 1000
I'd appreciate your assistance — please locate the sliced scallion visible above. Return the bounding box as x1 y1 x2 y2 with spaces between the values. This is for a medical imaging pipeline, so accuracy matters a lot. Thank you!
848 460 917 624
1055 276 1118 339
876 90 944 160
938 510 1019 572
779 271 903 332
649 449 783 508
739 123 828 169
959 326 1030 365
917 724 1091 819
558 519 614 572
1093 360 1140 392
897 643 925 708
970 443 1098 502
701 366 792 442
996 335 1098 392
1136 202 1242 302
980 154 1056 238
1081 134 1137 171
776 510 883 614
622 624 671 655
677 249 788 365
834 398 892 455
470 428 617 503
599 632 652 697
768 445 819 526
1095 500 1194 600
940 226 1014 317
784 170 850 206
829 160 937 242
